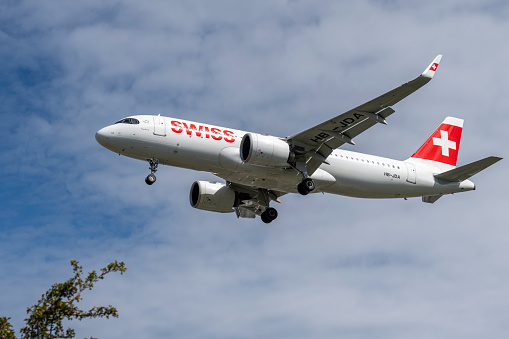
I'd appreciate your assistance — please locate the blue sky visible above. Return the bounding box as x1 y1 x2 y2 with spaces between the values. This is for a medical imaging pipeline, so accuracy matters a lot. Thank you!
1 1 508 338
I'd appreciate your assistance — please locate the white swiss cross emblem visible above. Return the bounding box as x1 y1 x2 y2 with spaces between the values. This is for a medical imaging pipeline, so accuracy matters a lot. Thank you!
433 130 456 156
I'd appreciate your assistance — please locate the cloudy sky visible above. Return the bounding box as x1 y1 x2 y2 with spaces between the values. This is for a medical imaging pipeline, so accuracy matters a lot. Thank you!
1 1 508 338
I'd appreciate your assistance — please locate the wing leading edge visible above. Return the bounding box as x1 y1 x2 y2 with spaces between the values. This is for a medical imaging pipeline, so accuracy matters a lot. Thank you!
287 55 442 175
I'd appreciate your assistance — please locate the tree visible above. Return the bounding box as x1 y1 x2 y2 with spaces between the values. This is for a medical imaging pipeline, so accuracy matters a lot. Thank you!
0 260 126 339
0 317 16 339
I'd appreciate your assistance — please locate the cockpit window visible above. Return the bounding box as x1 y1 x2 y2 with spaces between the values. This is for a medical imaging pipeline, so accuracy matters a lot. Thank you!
115 118 140 124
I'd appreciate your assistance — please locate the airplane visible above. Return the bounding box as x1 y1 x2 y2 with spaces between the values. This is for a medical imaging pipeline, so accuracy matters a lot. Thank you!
95 55 502 223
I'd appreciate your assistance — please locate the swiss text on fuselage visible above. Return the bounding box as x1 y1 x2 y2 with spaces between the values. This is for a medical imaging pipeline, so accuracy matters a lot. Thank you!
170 120 235 143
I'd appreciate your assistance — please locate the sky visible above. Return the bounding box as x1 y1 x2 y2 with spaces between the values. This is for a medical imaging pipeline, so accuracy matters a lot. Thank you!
1 0 508 338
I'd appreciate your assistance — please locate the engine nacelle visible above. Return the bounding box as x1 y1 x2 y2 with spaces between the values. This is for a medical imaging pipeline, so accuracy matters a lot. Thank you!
240 133 294 168
189 181 236 213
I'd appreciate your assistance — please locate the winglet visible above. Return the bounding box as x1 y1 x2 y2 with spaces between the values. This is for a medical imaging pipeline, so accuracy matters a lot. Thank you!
421 55 442 79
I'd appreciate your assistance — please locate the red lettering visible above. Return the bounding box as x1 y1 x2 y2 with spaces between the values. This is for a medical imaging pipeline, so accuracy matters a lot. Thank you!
171 120 234 143
193 125 204 137
210 128 222 141
223 130 235 143
171 120 182 133
182 123 204 137
182 122 192 135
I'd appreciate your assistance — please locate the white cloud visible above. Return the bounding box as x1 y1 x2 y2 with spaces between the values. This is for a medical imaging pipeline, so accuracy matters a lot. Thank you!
1 1 508 338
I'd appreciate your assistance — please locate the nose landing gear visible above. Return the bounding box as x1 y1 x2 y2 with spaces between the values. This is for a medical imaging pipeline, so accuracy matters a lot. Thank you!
145 158 159 185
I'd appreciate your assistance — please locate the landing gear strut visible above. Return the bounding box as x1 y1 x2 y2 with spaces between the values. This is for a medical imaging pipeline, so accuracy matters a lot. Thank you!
261 207 278 224
297 177 315 195
145 158 159 185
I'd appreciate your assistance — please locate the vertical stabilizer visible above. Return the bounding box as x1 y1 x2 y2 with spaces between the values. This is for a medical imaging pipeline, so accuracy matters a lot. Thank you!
410 117 463 170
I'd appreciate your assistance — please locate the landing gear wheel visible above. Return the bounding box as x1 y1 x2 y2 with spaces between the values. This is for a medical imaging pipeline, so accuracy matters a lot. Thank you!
261 207 278 224
145 173 156 185
145 158 159 185
261 213 271 224
297 178 315 195
297 183 309 195
303 178 315 191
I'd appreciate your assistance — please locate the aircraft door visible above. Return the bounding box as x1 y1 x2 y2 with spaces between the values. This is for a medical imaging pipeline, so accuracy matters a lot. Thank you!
153 115 166 136
405 162 416 184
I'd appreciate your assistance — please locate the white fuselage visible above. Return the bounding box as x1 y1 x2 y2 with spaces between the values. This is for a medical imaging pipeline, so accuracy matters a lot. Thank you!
95 115 475 199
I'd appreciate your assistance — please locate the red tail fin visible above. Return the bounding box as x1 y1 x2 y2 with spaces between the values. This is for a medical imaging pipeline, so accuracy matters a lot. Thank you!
411 117 463 167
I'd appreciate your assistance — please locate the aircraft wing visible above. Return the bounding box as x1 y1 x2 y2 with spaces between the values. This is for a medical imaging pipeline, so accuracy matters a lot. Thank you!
287 55 442 175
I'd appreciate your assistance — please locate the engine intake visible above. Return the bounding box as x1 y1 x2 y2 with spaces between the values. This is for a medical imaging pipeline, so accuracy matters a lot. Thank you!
240 133 294 168
189 181 236 213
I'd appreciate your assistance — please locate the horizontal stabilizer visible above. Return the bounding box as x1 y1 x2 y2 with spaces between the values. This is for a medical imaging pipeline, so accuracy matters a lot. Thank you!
434 156 502 182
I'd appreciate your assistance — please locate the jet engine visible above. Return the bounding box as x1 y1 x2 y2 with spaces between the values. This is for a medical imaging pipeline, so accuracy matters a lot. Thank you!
189 181 236 213
240 133 294 168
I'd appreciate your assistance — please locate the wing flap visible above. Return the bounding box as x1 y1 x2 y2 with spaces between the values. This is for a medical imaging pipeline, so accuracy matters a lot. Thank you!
434 156 502 182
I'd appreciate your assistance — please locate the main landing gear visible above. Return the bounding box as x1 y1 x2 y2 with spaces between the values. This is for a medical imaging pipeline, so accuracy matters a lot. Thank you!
297 177 315 195
261 207 278 224
145 158 159 185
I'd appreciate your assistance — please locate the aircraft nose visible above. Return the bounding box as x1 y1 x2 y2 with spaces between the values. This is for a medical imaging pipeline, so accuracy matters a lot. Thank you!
95 127 110 147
